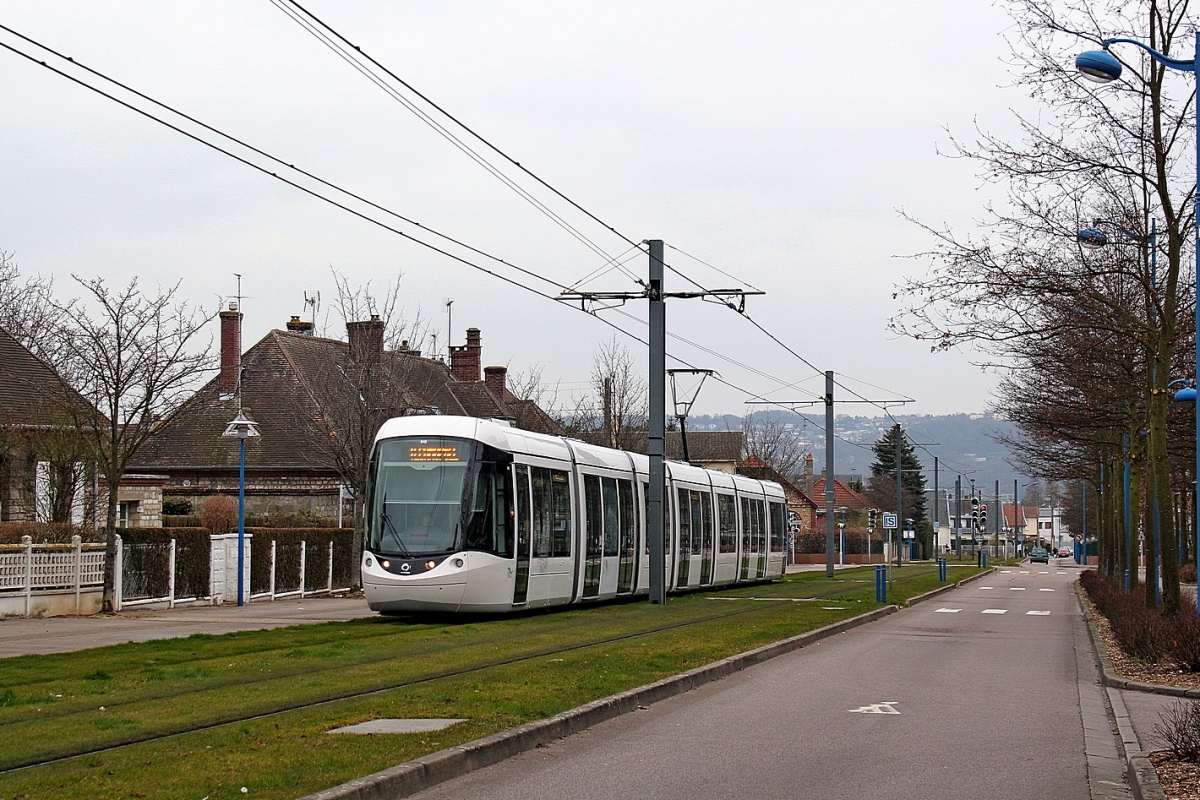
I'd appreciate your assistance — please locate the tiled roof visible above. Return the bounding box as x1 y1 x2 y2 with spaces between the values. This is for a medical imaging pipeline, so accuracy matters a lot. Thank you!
133 329 561 471
667 431 743 462
809 478 871 510
736 458 819 508
0 326 92 424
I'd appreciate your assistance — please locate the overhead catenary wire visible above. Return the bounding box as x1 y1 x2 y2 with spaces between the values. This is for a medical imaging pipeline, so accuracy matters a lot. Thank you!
0 25 573 297
271 0 646 276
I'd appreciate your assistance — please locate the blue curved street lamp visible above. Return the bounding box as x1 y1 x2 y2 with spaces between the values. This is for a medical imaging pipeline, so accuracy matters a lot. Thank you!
1077 34 1200 614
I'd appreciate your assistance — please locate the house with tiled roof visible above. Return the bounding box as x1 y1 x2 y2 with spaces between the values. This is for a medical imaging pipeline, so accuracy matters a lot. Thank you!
665 430 743 472
736 454 820 532
132 312 560 523
809 476 871 512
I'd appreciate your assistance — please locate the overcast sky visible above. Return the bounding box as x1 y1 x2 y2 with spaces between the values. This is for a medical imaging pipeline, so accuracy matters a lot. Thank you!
0 1 1037 419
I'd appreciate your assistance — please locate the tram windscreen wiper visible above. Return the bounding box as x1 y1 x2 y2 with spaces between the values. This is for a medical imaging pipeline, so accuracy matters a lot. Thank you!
379 495 413 558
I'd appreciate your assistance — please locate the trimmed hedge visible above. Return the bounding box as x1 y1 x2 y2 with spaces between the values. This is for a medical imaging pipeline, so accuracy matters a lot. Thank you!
118 528 212 600
248 528 356 593
0 522 97 545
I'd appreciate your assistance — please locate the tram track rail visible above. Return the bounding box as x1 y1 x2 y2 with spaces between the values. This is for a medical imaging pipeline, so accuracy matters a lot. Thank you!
0 566 941 775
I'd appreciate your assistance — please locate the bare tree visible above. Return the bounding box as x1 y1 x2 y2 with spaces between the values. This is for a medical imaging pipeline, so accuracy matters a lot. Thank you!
0 250 59 362
569 337 647 449
742 412 808 484
893 0 1195 611
327 268 428 352
49 277 213 611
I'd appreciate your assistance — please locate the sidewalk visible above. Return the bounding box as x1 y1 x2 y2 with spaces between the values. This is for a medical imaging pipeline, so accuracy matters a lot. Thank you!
0 595 374 658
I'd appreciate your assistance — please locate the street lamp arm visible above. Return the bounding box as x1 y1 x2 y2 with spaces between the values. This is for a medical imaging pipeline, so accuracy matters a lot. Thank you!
1101 38 1196 72
1092 218 1150 243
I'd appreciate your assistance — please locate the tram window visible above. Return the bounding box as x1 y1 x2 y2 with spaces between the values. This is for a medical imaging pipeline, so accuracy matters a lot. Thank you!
602 477 620 557
515 465 531 557
618 479 635 556
741 498 752 551
642 482 671 555
690 491 704 552
677 489 691 553
718 494 737 553
551 470 573 557
531 468 552 558
585 475 603 558
701 493 714 549
770 502 787 552
753 500 765 550
463 464 512 556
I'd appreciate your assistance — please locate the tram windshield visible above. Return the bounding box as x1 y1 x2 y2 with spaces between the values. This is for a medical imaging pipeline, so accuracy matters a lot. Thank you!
366 436 512 558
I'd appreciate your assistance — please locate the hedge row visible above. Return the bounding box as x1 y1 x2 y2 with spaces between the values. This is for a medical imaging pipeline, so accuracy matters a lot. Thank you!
793 529 883 555
1080 570 1200 671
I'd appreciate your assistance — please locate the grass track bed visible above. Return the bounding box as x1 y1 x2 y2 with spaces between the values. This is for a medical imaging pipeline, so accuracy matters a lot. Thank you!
0 564 977 799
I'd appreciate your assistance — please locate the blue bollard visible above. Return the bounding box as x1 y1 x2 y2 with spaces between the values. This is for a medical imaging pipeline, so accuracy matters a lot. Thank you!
875 564 887 603
938 557 947 582
982 552 988 568
1124 569 1130 592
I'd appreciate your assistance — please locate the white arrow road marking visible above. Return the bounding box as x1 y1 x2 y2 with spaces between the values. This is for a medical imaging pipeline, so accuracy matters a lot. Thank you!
849 702 900 715
1026 610 1051 616
934 608 961 613
982 609 1007 614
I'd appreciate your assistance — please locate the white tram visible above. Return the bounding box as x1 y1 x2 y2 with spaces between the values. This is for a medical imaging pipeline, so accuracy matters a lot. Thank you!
362 416 788 613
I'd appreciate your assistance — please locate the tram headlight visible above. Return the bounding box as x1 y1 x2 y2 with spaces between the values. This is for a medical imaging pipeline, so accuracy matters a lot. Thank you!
365 557 372 568
424 560 437 571
381 560 390 569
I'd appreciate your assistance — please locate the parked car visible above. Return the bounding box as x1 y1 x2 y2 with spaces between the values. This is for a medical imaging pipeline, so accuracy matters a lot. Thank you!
1030 547 1050 563
1057 547 1071 558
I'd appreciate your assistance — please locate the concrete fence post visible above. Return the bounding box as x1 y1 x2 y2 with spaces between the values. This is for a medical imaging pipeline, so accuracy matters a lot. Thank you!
327 540 334 592
73 534 82 614
114 534 123 612
299 540 307 598
22 535 32 617
168 538 177 609
269 539 276 600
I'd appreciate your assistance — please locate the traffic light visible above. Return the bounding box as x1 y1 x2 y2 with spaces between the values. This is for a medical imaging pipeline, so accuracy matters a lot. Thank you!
979 503 988 531
970 496 980 530
868 508 878 530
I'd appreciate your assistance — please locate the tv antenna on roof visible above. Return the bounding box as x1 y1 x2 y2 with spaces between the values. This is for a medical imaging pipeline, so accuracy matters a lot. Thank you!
304 291 320 325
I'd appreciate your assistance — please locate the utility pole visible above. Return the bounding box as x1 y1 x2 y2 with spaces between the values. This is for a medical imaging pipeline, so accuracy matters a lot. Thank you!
560 239 760 605
825 372 836 577
894 424 903 569
994 480 1001 557
955 475 962 559
933 456 939 558
603 377 613 448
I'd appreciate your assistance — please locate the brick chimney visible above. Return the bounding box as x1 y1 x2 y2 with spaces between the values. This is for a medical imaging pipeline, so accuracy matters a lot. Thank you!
484 365 507 397
286 315 315 336
449 327 482 382
804 453 814 493
218 303 242 395
346 315 385 363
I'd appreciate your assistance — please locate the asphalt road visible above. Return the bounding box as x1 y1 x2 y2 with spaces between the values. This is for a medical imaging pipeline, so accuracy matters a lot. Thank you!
409 562 1106 800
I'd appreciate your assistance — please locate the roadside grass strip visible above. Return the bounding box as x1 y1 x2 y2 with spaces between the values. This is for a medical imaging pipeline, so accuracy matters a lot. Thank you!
0 564 979 800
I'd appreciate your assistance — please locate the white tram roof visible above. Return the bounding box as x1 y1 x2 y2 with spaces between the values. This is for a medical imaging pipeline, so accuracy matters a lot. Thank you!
373 416 783 499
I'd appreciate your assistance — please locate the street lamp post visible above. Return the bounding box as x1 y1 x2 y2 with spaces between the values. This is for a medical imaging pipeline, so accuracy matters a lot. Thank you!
836 507 848 566
1077 35 1200 615
222 411 260 606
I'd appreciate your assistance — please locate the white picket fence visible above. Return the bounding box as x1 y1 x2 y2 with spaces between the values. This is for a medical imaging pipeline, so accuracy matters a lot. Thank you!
1 533 350 617
0 536 106 616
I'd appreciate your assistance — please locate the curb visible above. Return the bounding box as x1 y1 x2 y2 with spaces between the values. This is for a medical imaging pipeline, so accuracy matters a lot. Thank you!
906 566 995 606
298 604 899 800
1076 584 1168 800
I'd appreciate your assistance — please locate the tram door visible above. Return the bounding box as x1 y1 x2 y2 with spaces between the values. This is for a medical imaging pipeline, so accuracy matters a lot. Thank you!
583 475 603 598
512 464 531 606
676 490 691 588
739 497 752 581
699 493 714 585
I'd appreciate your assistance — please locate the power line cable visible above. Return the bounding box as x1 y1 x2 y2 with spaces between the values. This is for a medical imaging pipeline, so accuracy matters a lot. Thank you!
0 24 572 297
273 0 645 262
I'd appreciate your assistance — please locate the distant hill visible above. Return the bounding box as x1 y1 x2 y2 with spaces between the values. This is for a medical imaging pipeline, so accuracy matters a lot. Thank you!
687 411 1026 487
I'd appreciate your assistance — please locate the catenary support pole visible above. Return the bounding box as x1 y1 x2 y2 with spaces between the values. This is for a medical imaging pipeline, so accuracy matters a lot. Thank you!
933 457 939 558
955 474 962 559
995 480 1001 557
895 424 903 569
825 371 836 578
648 240 666 605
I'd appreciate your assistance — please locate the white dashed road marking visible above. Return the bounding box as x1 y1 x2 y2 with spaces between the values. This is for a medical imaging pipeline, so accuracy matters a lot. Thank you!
1038 571 1049 574
1026 611 1052 616
979 587 993 590
1039 588 1055 592
1058 571 1068 575
934 608 961 613
1009 587 1026 591
981 609 1007 614
1020 570 1030 574
1001 570 1012 573
849 702 900 715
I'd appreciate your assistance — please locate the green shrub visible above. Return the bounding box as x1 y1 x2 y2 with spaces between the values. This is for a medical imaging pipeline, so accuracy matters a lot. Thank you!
0 522 98 544
118 528 211 600
161 498 192 516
